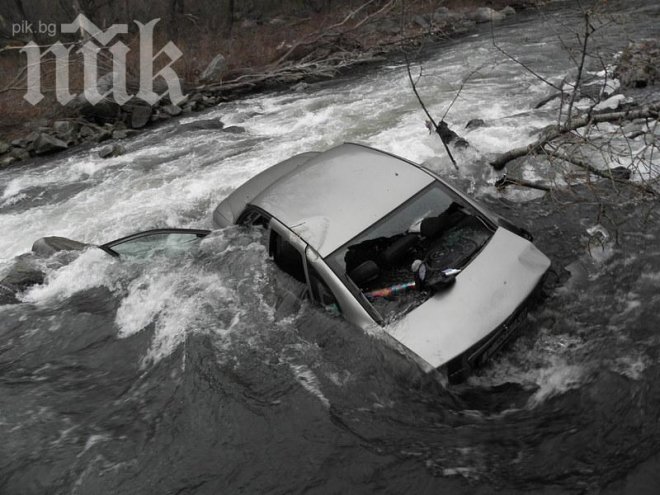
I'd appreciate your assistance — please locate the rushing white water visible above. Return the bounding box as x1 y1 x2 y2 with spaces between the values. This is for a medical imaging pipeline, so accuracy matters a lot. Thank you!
1 4 658 399
0 17 586 260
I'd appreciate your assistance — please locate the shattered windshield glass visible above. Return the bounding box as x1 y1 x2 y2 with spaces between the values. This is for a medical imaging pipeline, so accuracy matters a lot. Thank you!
325 183 494 321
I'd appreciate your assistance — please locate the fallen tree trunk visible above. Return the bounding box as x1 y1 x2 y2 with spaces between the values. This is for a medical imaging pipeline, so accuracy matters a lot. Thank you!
490 102 660 170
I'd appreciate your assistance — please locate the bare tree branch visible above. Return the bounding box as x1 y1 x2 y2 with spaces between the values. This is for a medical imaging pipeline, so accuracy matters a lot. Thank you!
565 12 593 127
403 52 458 170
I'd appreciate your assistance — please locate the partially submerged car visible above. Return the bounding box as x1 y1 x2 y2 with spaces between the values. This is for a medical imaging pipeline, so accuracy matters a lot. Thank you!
2 143 550 382
212 143 551 381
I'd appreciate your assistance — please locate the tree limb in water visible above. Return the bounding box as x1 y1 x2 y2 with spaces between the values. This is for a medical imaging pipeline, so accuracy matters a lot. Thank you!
403 52 458 170
490 102 660 170
495 175 552 192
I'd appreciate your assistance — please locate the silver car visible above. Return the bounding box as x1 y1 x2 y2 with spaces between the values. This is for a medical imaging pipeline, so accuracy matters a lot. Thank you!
212 143 551 382
5 143 549 381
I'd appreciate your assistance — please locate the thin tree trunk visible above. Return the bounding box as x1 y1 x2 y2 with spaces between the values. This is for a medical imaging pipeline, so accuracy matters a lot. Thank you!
490 103 660 170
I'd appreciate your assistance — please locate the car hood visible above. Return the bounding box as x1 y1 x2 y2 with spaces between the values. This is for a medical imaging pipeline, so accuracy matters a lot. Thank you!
386 227 551 369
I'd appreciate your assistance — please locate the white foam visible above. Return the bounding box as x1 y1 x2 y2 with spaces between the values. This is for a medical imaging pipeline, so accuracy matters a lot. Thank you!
289 364 330 408
21 248 119 304
527 359 584 406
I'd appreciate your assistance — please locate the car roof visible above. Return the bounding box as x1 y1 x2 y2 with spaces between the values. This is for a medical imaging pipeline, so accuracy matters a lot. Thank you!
251 143 435 257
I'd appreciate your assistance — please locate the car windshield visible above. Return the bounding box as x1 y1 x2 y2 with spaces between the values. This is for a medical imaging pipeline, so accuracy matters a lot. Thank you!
325 183 494 322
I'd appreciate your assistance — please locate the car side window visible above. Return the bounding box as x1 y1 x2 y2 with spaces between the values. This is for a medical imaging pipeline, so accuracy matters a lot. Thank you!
238 208 270 228
101 230 209 258
307 265 341 315
269 230 307 284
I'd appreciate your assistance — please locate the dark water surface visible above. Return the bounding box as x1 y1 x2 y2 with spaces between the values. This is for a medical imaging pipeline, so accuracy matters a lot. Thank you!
1 1 660 493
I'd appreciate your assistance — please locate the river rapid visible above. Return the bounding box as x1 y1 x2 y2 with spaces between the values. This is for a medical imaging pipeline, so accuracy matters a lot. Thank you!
1 1 659 493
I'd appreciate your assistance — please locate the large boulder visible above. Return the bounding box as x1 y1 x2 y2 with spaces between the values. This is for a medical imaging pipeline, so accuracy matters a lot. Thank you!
500 6 516 17
162 104 182 116
0 156 16 168
52 120 77 142
126 102 153 129
33 133 69 155
0 256 45 304
98 143 125 159
413 15 431 30
78 97 121 125
176 119 225 132
200 54 227 83
31 236 89 257
615 39 659 88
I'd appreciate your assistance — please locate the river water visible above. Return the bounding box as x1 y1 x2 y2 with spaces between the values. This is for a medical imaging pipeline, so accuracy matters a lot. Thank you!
1 2 659 493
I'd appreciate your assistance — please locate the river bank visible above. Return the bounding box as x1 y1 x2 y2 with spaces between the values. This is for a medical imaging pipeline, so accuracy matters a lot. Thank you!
0 1 542 169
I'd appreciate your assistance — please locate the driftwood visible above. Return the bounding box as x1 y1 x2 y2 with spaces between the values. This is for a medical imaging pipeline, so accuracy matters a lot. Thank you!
494 175 552 192
201 50 384 97
489 102 660 170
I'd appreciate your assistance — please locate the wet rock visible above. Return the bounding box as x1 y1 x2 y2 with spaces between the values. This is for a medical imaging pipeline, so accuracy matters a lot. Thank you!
223 126 246 134
469 7 505 24
376 18 401 35
432 9 460 23
112 129 129 139
53 120 77 142
0 140 9 154
152 110 172 122
32 236 89 256
500 6 516 17
53 120 73 135
98 143 125 158
200 54 227 83
9 148 30 161
292 82 309 92
127 103 153 129
176 119 225 132
609 166 631 180
201 95 217 107
181 104 193 114
162 104 182 116
96 125 113 142
465 118 486 129
615 39 659 88
0 255 45 304
0 155 16 167
413 15 431 30
33 133 69 155
79 125 97 139
13 131 38 150
79 98 121 125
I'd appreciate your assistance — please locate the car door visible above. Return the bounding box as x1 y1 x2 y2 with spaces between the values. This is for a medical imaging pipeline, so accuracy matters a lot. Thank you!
100 228 210 258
